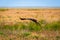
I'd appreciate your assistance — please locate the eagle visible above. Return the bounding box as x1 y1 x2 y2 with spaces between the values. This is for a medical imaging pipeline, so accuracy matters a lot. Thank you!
20 18 40 25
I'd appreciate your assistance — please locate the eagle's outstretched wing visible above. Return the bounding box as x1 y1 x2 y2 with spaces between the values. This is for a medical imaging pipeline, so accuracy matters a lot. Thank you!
20 18 40 25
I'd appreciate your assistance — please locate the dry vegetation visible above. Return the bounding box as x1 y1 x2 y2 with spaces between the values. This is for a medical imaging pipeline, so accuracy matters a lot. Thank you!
0 8 60 40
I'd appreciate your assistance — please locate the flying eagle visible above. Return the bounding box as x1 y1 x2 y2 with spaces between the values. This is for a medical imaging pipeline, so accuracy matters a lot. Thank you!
20 18 40 25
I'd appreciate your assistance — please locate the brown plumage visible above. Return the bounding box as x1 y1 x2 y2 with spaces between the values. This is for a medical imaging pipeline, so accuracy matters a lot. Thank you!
20 18 40 25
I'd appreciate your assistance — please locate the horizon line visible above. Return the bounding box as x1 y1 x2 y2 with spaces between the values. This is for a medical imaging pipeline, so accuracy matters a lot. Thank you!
0 6 60 9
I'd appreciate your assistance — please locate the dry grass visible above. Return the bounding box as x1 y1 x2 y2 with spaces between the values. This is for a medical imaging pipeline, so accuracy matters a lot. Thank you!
0 8 60 40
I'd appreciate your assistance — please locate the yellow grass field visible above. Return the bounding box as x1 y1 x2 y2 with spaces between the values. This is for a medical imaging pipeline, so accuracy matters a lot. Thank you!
0 8 60 24
0 8 60 40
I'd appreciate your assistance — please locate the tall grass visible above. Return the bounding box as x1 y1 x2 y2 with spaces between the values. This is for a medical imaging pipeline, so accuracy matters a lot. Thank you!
28 22 41 31
0 20 60 40
44 21 60 31
0 20 60 31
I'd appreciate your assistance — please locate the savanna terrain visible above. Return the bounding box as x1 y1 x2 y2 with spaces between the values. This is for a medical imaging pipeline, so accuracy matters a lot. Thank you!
0 8 60 40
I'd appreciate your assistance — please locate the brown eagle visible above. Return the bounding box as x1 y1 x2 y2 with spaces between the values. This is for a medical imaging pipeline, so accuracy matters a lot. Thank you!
20 18 40 25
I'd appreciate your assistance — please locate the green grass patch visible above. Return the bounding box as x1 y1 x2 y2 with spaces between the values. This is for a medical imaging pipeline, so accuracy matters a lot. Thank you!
0 20 60 31
0 24 19 31
0 31 4 35
44 21 60 31
28 22 41 31
22 32 31 37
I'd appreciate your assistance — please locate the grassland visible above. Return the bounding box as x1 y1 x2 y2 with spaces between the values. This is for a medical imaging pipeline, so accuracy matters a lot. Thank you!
0 8 60 40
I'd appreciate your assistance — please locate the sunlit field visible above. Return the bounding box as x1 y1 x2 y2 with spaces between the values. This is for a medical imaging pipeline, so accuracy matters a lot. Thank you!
0 8 60 40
